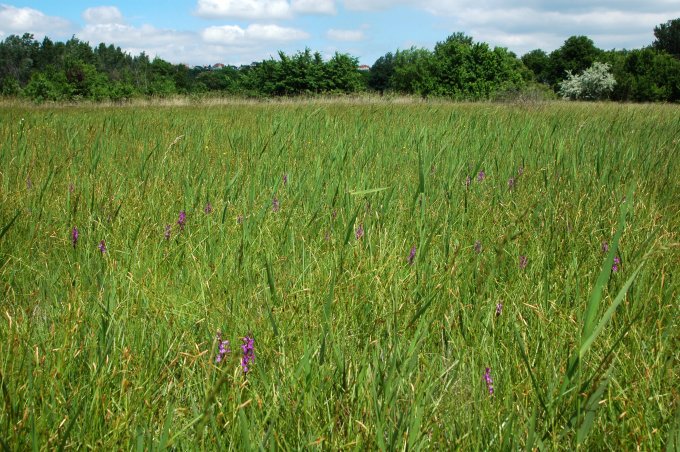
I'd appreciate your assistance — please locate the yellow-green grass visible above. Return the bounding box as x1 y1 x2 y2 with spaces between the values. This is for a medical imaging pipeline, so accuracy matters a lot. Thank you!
0 102 678 449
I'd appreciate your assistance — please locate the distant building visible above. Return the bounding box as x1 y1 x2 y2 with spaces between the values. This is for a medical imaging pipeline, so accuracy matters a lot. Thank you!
212 63 225 70
358 65 370 72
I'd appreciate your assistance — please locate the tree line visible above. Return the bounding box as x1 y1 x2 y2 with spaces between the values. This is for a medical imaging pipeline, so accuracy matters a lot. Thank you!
1 18 678 102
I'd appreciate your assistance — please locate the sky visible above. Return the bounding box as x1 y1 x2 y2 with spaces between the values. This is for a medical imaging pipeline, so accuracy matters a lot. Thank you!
1 1 678 66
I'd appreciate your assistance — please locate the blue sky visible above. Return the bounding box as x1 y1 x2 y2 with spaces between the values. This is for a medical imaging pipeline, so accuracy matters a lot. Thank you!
1 1 678 66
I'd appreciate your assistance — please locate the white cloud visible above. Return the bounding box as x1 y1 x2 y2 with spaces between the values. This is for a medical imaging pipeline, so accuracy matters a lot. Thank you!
195 0 292 19
80 23 194 50
82 6 124 25
426 4 680 53
292 0 336 15
0 4 71 38
341 0 680 54
78 22 221 65
202 24 309 43
327 28 365 41
343 0 412 11
76 5 313 66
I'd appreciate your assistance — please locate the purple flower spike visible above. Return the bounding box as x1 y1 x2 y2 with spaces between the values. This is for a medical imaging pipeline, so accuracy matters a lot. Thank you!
164 224 171 240
484 367 494 396
612 256 621 273
237 214 243 224
519 255 528 270
408 245 416 265
98 240 106 254
283 173 288 186
495 303 503 317
474 240 482 254
508 177 515 190
215 332 231 364
71 227 79 248
241 334 255 374
177 210 187 231
204 202 213 214
272 197 280 213
477 170 486 182
465 175 471 189
601 241 609 253
355 224 364 240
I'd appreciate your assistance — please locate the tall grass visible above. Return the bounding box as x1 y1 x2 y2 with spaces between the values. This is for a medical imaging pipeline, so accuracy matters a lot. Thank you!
0 101 678 449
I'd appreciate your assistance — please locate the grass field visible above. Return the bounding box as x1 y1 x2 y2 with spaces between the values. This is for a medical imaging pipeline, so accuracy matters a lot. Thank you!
0 101 678 450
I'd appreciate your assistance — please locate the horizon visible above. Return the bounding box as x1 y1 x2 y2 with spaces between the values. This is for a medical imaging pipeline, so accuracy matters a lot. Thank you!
1 1 679 67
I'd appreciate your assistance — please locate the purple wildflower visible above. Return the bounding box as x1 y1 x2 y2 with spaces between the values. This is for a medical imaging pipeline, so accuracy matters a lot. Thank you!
519 255 528 270
215 332 231 364
477 170 486 182
283 173 288 186
71 227 79 248
465 175 471 189
177 210 186 231
601 241 609 253
332 209 338 219
237 214 243 224
98 240 106 254
240 334 255 374
204 202 213 214
272 197 280 213
495 303 503 317
164 224 171 240
408 245 416 265
484 367 494 396
612 256 620 273
508 176 515 190
474 240 482 254
68 183 75 194
355 224 364 240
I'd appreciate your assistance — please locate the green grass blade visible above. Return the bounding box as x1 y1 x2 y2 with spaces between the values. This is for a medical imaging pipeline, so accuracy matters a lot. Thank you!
582 185 634 341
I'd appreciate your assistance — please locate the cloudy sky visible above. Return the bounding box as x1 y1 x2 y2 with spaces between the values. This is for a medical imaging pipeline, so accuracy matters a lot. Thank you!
1 1 678 66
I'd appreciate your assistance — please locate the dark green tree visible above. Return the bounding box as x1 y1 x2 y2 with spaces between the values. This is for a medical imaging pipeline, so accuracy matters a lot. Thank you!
0 33 40 85
548 36 602 88
521 49 550 84
653 18 680 58
368 52 395 93
391 47 436 96
323 52 364 93
431 33 527 99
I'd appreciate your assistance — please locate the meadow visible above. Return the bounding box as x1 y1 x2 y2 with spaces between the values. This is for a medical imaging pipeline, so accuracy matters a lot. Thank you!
0 100 678 450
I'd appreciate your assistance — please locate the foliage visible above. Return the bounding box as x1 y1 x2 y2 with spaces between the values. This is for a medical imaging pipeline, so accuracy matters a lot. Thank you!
2 20 680 103
559 62 616 100
653 18 680 58
547 36 602 88
521 49 550 84
390 47 437 96
368 52 395 93
604 48 680 102
431 33 527 99
521 22 680 102
324 52 364 93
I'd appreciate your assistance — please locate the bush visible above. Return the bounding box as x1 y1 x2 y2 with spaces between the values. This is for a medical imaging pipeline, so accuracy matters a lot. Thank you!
559 61 616 100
